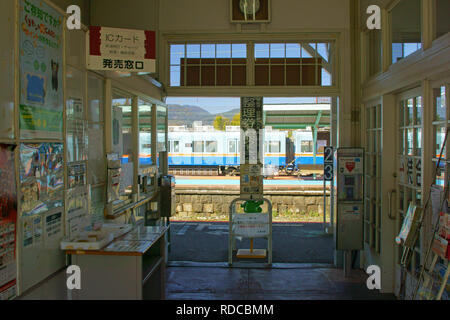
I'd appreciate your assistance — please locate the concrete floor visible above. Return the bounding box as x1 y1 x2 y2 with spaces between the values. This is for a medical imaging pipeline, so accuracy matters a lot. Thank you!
169 222 334 263
166 265 396 300
19 221 393 300
18 261 396 300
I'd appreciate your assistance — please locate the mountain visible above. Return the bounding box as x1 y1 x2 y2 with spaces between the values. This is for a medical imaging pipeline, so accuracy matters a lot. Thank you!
168 104 239 126
218 108 240 119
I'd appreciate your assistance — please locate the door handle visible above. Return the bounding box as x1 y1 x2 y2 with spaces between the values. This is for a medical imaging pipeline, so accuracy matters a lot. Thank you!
388 189 396 220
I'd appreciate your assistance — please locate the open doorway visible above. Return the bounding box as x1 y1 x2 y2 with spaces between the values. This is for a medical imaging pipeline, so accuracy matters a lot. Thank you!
166 96 334 264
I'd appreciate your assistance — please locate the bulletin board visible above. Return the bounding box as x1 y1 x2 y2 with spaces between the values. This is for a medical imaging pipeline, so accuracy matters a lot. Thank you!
19 143 65 291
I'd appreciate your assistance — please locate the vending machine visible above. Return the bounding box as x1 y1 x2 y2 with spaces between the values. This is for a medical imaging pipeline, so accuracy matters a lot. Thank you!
333 148 364 251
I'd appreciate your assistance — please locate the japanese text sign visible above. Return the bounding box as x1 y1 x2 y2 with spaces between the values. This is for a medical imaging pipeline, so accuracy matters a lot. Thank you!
88 26 155 73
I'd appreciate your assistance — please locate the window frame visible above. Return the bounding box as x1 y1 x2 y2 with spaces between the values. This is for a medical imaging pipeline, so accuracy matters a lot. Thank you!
388 0 423 66
395 88 424 275
167 38 337 90
205 140 218 153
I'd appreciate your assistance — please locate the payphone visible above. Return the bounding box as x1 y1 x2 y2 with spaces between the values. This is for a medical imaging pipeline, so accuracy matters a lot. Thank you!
333 148 364 251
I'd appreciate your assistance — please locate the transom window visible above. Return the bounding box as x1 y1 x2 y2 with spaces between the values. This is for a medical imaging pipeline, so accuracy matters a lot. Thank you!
254 42 332 86
169 41 334 87
390 0 422 64
170 43 247 87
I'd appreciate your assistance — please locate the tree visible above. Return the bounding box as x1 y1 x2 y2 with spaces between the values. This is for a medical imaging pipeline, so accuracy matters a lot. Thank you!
231 113 240 126
213 115 230 131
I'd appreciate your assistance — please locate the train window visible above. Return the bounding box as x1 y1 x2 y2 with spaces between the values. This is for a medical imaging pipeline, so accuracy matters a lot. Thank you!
205 141 217 153
317 140 327 153
301 141 313 153
228 140 237 153
267 141 281 153
173 141 180 153
193 141 204 153
169 141 180 153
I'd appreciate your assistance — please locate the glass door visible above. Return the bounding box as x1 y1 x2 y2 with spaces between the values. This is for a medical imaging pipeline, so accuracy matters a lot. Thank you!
396 89 423 275
364 102 382 253
432 85 450 188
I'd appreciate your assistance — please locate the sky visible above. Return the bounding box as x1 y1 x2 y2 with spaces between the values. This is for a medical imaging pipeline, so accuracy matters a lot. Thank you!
165 97 330 113
165 97 240 113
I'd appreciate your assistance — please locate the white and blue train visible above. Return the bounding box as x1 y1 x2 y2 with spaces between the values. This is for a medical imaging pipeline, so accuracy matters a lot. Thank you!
160 126 327 175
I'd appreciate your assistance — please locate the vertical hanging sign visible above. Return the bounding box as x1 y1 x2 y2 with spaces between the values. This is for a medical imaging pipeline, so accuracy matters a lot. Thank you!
240 97 264 199
19 0 64 139
88 26 156 73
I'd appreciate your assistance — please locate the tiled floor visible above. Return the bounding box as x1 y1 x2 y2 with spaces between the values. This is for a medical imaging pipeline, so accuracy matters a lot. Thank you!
166 265 397 300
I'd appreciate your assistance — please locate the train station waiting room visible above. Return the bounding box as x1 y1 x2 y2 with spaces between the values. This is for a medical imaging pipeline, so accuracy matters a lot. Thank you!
1 0 450 312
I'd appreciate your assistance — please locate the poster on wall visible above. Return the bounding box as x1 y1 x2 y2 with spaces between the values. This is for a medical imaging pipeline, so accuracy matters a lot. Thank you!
0 144 18 300
19 0 64 139
44 209 63 244
19 143 64 216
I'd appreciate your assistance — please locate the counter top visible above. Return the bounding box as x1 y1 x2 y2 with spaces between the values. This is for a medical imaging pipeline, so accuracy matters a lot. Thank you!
65 225 168 256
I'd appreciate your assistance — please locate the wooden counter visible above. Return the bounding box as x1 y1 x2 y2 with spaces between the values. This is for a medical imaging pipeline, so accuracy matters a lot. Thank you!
67 225 168 300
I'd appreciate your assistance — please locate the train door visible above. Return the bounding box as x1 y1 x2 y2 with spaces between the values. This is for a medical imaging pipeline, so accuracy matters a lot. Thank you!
227 138 239 166
192 139 204 166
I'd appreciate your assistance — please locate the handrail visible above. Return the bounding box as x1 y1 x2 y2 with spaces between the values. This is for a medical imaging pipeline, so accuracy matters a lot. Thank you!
388 189 396 220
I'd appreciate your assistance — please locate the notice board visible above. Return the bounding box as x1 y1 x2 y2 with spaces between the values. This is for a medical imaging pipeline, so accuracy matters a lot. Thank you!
19 143 65 292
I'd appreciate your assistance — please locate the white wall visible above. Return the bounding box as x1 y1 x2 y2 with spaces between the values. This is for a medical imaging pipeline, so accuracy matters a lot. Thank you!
436 0 450 37
158 0 353 148
51 0 91 25
91 0 158 31
159 0 350 32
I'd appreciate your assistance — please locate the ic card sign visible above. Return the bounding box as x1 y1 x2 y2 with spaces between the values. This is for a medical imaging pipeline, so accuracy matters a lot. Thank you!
88 26 156 73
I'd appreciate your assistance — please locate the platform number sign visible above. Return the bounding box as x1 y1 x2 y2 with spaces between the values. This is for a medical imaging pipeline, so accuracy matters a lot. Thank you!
324 146 334 181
